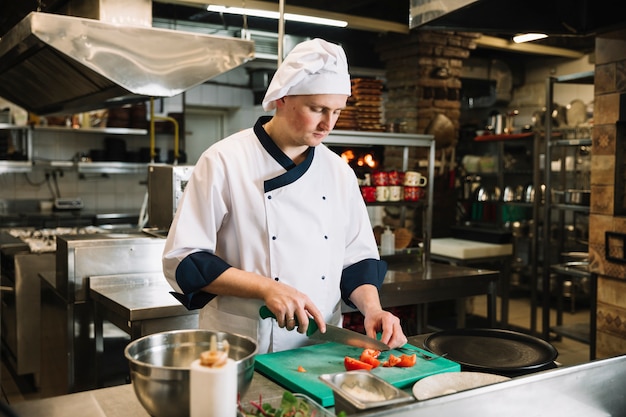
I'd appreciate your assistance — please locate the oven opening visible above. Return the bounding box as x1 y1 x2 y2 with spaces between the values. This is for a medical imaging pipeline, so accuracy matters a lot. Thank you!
329 145 385 180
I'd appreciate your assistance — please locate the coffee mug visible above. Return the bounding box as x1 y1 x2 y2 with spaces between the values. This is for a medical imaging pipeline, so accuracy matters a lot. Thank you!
376 186 390 202
372 171 389 186
404 186 421 201
389 185 403 202
404 171 427 187
360 186 376 202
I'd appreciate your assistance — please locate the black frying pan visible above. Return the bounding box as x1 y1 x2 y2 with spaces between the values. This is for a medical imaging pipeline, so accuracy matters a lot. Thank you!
424 328 558 377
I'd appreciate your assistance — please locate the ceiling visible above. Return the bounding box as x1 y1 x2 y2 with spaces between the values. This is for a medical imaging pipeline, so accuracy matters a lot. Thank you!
2 0 623 69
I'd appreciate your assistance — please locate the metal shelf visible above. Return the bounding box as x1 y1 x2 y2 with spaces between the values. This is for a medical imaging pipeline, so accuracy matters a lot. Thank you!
326 130 435 264
33 125 148 135
541 71 596 359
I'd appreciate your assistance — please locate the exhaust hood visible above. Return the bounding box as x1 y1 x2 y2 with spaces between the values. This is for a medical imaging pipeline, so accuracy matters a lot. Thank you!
410 0 626 36
0 0 255 115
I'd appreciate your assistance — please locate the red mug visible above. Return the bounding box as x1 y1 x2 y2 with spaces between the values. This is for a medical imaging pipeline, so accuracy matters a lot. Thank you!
404 186 421 201
360 186 376 202
372 171 389 186
387 170 401 185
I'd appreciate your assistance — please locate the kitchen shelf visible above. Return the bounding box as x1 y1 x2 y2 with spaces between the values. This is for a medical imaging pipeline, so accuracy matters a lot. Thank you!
541 71 596 359
325 130 435 263
28 124 152 174
33 125 148 135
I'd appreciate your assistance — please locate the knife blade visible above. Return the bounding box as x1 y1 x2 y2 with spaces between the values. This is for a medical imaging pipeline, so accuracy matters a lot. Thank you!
259 306 390 351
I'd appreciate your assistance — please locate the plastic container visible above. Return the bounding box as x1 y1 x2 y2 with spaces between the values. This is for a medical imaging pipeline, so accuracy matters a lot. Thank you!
381 226 395 255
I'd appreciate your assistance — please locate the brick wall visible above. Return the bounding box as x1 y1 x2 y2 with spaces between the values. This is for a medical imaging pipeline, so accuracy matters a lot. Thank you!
375 31 480 237
590 28 626 358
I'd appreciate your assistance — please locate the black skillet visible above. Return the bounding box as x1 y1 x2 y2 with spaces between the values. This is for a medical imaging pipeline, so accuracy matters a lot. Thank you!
424 328 558 377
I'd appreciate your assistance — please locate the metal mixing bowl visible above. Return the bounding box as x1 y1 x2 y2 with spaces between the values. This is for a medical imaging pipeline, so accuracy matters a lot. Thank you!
124 329 257 417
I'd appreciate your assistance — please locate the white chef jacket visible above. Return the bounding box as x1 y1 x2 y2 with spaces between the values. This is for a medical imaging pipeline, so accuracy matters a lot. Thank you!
163 116 386 353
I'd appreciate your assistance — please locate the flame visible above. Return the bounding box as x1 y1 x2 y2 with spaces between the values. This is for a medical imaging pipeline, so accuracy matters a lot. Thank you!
340 149 378 169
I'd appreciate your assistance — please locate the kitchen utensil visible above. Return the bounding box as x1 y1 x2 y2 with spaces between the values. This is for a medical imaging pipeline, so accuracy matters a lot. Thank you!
425 113 455 148
411 371 510 400
124 329 257 417
319 370 414 414
424 328 558 377
259 306 390 351
564 189 590 206
254 342 460 406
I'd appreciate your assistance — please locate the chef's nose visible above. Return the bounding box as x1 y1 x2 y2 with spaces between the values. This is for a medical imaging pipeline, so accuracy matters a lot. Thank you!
319 112 332 130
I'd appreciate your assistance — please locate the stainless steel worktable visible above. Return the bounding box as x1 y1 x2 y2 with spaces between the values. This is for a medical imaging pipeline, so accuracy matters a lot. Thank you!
11 343 626 417
369 260 499 330
89 261 499 343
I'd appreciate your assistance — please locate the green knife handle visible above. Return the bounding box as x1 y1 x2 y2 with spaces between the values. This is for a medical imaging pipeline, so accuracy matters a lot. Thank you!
258 306 319 337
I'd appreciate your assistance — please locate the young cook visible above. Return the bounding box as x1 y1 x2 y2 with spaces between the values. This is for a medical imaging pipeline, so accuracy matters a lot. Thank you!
162 38 407 353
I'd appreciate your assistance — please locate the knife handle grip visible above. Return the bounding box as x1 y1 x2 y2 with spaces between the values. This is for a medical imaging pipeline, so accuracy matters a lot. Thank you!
258 306 319 337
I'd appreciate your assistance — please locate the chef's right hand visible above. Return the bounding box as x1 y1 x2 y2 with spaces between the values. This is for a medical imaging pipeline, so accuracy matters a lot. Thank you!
263 282 326 335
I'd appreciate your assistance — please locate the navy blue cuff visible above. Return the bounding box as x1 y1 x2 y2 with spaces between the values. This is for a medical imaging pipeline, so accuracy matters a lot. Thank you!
340 259 387 308
172 251 232 310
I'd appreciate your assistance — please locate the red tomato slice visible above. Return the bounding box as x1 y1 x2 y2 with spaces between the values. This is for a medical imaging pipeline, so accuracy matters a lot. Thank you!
382 354 401 367
344 356 374 371
361 349 381 359
359 350 381 368
396 353 417 367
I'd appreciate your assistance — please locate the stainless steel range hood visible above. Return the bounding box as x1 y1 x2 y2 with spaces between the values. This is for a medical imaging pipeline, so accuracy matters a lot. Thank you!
0 0 255 115
410 0 626 36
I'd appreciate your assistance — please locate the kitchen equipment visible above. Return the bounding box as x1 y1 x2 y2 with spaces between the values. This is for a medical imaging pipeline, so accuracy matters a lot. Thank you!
148 164 194 231
319 370 413 415
39 232 166 396
124 329 257 417
564 189 591 206
425 113 455 148
259 306 390 351
424 328 558 377
254 342 460 406
239 393 334 417
411 371 510 400
0 0 255 115
0 234 52 378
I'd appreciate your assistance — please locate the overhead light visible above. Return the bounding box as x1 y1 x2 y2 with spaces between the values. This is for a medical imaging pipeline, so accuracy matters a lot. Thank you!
513 33 548 43
206 5 348 27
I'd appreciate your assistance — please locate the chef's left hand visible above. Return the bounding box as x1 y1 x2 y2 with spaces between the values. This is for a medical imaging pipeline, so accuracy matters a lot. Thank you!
363 309 407 350
349 284 407 349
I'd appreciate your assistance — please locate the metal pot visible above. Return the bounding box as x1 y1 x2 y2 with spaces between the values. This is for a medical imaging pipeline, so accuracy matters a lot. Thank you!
564 189 590 206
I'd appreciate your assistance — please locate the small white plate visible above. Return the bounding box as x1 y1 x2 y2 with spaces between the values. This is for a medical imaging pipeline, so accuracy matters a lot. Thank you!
412 371 510 400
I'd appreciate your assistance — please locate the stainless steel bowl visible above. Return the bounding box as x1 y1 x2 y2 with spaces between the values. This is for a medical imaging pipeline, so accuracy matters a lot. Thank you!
125 329 257 417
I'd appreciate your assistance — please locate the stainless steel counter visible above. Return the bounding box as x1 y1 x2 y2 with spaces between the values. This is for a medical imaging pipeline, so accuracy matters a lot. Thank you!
11 344 626 417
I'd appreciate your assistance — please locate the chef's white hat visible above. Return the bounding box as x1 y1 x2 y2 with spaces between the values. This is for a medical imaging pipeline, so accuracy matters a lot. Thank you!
262 38 351 111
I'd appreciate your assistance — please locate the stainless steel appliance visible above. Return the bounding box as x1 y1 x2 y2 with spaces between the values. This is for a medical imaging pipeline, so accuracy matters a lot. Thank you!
0 0 254 115
40 232 166 397
147 164 194 231
0 232 49 381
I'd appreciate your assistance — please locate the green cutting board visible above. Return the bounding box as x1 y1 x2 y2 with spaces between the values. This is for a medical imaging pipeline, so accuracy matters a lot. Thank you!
254 342 460 407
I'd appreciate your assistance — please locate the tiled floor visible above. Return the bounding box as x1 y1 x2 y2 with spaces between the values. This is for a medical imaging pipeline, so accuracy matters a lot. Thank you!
1 294 592 408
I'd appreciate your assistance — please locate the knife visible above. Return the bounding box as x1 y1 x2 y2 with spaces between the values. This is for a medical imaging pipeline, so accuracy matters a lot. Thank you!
259 306 390 351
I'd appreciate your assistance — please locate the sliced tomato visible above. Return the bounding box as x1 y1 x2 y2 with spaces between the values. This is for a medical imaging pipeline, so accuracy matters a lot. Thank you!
361 349 381 359
344 356 374 371
359 350 381 368
382 354 401 367
395 353 417 368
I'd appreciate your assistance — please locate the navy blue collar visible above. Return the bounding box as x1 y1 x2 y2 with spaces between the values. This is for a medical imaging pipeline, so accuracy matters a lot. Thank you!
254 116 315 192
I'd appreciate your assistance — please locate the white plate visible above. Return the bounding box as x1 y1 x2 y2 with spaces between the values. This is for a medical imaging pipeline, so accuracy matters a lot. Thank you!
412 372 510 400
